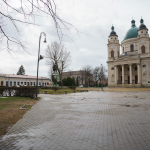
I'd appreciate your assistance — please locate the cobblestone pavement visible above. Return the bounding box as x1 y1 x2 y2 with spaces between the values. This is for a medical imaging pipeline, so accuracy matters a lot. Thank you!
0 91 150 150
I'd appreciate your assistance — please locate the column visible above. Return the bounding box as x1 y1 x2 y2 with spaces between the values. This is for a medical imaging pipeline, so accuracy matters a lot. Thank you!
115 65 117 84
129 64 132 84
122 65 124 84
137 64 141 84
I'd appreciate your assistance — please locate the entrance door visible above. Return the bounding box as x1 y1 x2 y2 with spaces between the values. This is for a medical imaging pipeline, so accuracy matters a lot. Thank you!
128 76 130 84
135 75 138 84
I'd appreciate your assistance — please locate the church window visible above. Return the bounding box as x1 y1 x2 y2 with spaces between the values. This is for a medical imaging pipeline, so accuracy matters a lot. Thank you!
111 67 114 70
143 65 146 67
141 46 145 53
135 67 137 70
130 44 134 51
111 50 114 58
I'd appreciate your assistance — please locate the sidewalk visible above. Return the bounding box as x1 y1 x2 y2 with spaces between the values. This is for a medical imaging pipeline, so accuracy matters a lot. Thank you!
0 91 150 150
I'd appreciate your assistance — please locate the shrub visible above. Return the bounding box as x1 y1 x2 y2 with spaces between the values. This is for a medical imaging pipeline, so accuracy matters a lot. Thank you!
0 87 38 99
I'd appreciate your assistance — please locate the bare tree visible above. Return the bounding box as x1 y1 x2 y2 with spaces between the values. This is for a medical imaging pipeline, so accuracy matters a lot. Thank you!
81 65 93 86
45 41 71 84
93 66 100 86
0 0 77 52
98 64 107 85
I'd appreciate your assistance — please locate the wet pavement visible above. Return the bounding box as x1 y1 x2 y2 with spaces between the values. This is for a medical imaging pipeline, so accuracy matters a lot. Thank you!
0 91 150 150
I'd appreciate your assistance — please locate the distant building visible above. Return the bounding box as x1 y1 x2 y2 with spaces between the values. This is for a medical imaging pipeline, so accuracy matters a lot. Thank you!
0 74 50 86
62 70 93 86
107 18 150 87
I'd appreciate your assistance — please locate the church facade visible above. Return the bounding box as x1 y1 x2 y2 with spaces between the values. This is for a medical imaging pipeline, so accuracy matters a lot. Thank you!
107 19 150 87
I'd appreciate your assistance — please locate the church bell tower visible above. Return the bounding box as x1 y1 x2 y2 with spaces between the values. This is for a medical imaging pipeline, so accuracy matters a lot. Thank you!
107 25 120 61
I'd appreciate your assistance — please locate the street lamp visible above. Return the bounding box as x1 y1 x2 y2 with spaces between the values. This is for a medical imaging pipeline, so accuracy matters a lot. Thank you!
35 32 47 99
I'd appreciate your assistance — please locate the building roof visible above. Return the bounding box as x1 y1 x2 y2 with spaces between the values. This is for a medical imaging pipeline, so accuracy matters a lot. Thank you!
138 18 148 31
109 25 118 37
1 74 49 80
123 19 139 41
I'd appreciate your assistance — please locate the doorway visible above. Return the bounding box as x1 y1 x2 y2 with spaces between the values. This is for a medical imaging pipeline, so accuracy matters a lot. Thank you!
135 75 138 84
121 76 122 84
128 76 130 84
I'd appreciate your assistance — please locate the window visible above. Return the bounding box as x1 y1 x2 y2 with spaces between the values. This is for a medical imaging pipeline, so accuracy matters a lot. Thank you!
111 38 113 39
17 82 19 85
1 81 3 86
127 68 129 71
10 81 12 86
14 82 16 86
118 51 119 57
141 46 145 53
111 50 114 58
143 65 146 67
123 47 124 53
111 67 114 70
120 68 122 71
135 67 137 70
130 44 134 51
6 81 8 86
141 31 143 33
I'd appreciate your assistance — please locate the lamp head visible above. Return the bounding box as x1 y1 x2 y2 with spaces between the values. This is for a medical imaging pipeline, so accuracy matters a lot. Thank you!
40 55 44 60
43 38 47 43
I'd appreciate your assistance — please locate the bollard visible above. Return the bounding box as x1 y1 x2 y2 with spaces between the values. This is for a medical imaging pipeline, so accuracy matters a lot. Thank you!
44 91 47 94
65 90 68 94
74 90 76 93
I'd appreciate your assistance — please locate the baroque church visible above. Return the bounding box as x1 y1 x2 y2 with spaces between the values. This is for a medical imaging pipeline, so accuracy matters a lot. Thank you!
107 18 150 87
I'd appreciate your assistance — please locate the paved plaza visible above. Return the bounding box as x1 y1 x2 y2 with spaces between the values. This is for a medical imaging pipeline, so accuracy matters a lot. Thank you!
0 91 150 150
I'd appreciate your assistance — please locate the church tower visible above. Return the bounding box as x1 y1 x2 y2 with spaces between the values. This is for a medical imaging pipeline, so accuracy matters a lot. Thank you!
107 25 120 61
137 18 149 55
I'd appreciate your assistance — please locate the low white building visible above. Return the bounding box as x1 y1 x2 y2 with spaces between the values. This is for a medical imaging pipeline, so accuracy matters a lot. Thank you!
0 74 50 86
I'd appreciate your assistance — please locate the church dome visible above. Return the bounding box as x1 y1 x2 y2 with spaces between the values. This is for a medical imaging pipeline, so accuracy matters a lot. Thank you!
123 19 139 41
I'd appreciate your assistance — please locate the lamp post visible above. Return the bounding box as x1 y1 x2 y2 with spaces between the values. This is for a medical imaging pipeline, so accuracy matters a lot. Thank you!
35 32 47 99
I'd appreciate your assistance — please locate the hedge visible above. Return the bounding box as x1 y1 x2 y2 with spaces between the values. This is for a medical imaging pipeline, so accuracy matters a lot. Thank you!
0 86 39 99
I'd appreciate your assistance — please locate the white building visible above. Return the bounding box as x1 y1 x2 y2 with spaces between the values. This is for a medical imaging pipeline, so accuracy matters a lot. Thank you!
0 74 50 86
107 18 150 87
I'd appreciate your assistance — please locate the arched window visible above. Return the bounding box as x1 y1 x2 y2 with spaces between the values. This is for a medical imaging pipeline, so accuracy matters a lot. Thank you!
130 44 134 51
111 50 114 58
123 47 124 53
141 46 145 53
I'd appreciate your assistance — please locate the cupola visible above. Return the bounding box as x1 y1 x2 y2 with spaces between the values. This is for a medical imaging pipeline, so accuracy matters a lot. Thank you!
123 19 139 41
109 25 118 37
138 18 148 31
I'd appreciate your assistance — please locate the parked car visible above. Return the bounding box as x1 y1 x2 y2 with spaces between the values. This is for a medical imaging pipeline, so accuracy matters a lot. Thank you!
79 85 83 88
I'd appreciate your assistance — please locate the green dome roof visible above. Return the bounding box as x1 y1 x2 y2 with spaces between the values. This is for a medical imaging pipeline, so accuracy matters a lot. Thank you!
123 20 139 40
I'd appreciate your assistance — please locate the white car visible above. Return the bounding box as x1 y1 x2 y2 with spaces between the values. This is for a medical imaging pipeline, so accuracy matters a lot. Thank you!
79 85 83 88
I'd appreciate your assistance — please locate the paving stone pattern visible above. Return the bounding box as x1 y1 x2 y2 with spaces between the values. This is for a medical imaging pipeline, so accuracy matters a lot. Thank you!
0 91 150 150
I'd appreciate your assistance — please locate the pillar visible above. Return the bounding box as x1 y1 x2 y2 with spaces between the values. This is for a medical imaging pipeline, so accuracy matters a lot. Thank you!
115 65 118 84
137 64 141 84
129 64 132 84
122 65 124 84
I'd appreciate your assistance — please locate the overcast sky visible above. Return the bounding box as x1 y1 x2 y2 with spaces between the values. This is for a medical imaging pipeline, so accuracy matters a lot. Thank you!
1 0 150 77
